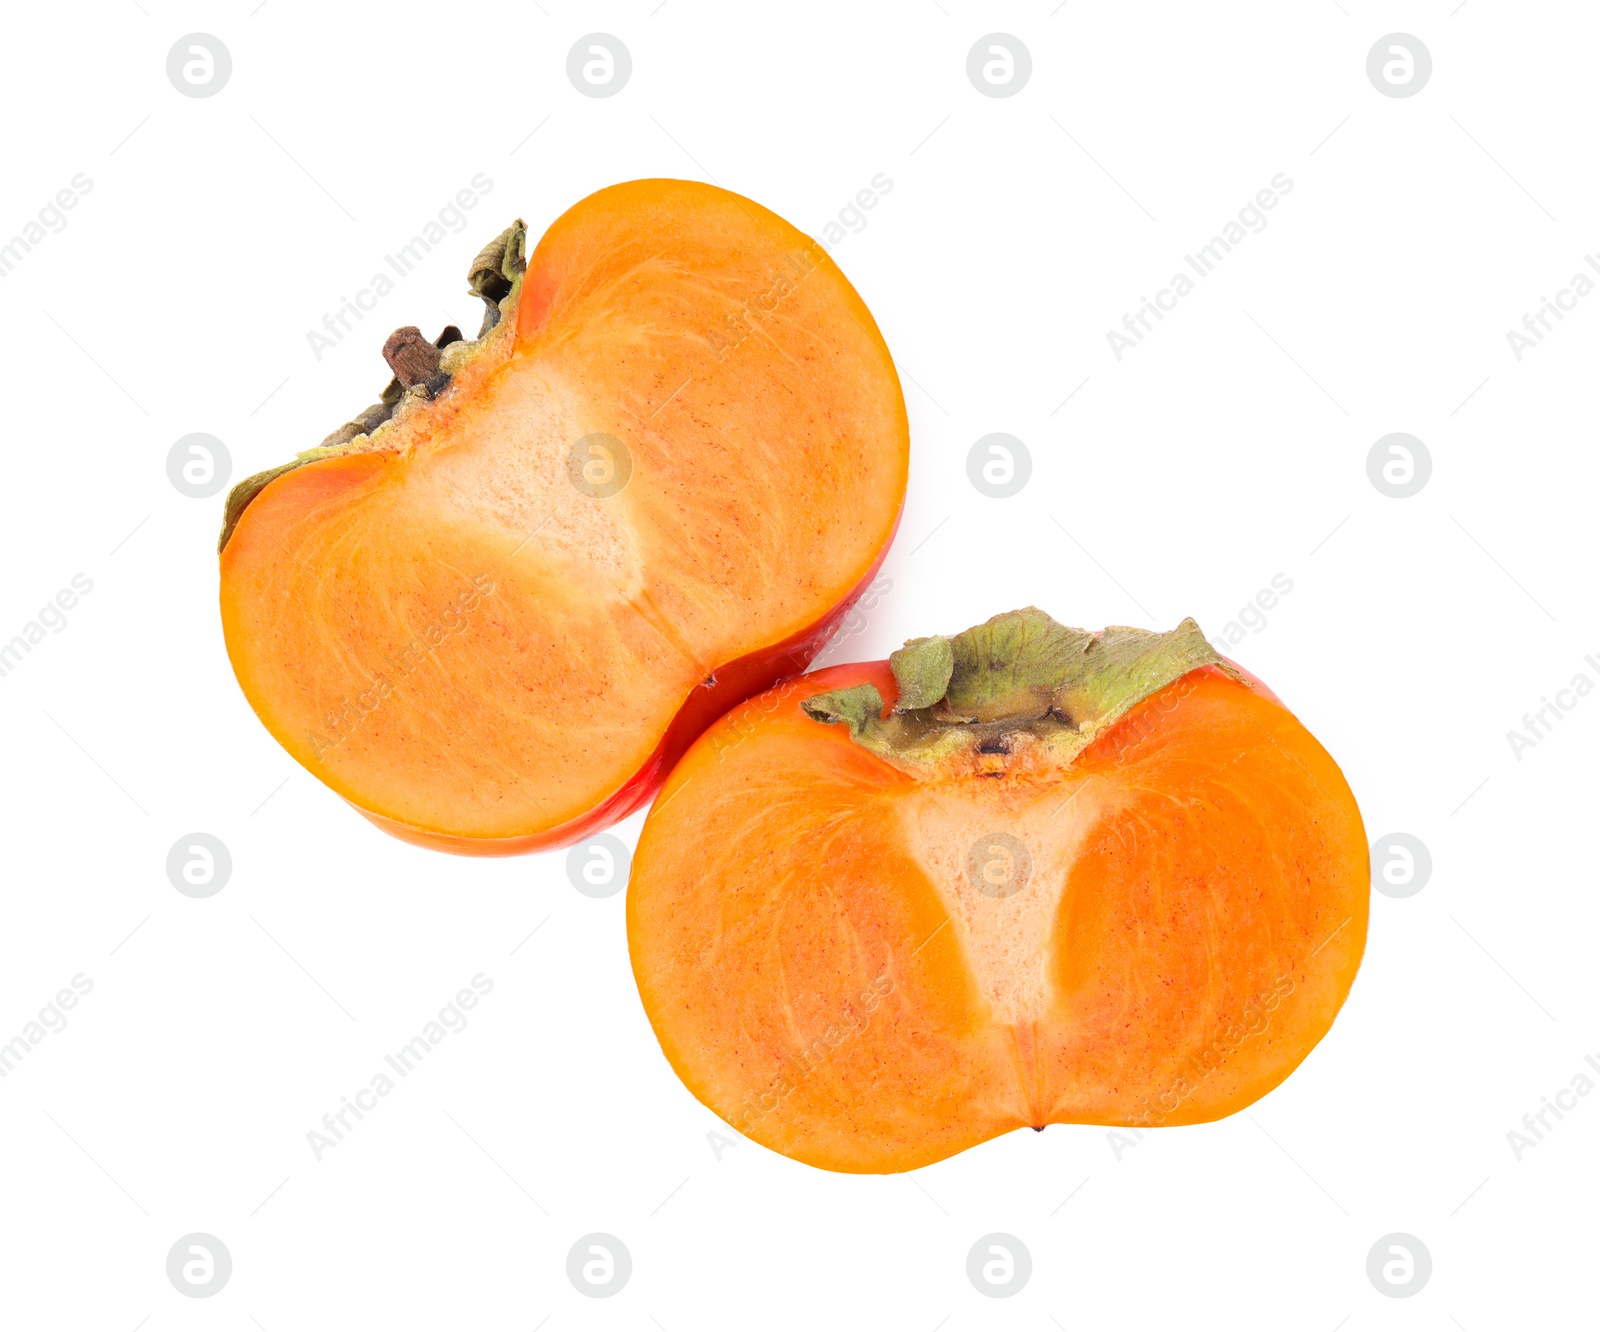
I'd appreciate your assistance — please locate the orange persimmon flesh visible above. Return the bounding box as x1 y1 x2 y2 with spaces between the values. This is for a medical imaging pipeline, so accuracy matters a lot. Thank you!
219 181 907 852
628 612 1368 1172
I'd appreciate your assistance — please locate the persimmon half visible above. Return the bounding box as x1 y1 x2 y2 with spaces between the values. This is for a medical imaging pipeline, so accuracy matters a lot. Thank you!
219 180 907 853
627 609 1368 1172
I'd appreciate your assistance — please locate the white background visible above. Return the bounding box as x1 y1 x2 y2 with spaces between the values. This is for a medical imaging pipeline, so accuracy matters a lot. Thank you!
1 2 1595 1327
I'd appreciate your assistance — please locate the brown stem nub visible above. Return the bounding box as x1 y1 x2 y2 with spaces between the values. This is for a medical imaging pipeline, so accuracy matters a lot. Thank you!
382 326 443 388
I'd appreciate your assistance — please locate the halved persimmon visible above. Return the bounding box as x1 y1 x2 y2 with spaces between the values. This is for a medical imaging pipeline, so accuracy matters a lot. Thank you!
219 180 907 853
627 609 1368 1172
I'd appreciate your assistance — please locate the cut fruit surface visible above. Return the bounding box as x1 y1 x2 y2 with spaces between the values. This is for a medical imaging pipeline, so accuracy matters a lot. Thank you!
219 180 908 851
627 610 1368 1172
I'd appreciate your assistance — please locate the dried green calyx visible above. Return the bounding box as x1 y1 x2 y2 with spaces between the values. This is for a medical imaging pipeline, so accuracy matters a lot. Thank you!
217 219 529 554
802 608 1235 776
466 220 528 335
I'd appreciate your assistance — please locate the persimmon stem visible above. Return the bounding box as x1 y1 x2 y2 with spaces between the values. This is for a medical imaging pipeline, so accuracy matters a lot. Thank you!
382 326 442 388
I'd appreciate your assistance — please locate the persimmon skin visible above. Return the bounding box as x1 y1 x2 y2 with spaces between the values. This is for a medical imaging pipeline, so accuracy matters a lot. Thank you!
627 659 1368 1173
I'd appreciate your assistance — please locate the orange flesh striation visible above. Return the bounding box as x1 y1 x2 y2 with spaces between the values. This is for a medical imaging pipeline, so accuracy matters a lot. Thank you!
219 181 908 848
627 662 1369 1173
